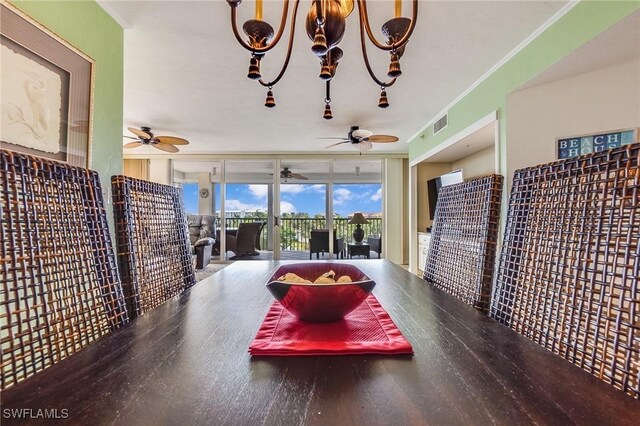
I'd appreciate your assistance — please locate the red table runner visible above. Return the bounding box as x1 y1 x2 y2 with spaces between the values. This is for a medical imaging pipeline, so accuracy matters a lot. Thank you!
249 294 413 356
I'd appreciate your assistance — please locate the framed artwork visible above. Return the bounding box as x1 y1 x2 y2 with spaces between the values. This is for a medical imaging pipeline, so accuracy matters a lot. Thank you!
556 128 638 160
0 2 94 167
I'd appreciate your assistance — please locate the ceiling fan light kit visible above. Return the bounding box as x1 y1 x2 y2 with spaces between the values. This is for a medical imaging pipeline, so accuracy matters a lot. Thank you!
123 126 189 153
226 0 418 118
322 125 399 151
280 167 309 181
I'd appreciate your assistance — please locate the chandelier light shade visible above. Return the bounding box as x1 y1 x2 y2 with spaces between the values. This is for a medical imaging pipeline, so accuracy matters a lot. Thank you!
348 212 369 243
226 0 418 118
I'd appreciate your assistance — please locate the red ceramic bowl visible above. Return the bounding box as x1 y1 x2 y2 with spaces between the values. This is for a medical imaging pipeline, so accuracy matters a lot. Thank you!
266 263 376 323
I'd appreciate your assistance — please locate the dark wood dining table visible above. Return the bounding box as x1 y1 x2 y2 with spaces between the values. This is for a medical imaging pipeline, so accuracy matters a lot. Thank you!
2 260 639 425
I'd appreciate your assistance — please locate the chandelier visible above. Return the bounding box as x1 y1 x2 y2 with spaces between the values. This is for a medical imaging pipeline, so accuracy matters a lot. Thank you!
226 0 418 119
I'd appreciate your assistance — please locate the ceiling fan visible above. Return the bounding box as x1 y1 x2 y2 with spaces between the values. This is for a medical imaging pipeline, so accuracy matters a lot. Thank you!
280 167 308 181
321 126 399 151
123 126 189 153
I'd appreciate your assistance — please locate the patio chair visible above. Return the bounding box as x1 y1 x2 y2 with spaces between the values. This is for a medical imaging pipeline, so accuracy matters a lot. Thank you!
309 229 345 259
367 236 382 258
254 221 267 252
224 222 263 259
0 149 129 390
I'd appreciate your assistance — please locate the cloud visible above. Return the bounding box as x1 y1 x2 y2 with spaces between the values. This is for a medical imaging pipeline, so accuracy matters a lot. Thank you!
248 184 268 199
280 201 297 213
249 183 327 198
225 199 266 211
280 184 307 194
224 199 296 214
371 188 382 201
333 187 353 206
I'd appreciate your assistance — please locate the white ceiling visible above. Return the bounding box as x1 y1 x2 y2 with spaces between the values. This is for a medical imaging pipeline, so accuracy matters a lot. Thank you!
518 9 640 90
102 0 569 155
423 121 495 162
419 9 640 165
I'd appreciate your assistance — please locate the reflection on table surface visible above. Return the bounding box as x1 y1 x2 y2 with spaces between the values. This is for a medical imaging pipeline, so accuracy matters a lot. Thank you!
2 260 639 425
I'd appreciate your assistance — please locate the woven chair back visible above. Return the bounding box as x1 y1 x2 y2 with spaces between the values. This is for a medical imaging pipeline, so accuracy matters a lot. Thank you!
234 222 262 256
490 143 640 398
111 176 195 318
423 174 503 311
0 150 129 390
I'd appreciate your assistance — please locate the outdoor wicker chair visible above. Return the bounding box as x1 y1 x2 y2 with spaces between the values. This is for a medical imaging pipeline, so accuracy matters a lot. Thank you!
225 222 263 259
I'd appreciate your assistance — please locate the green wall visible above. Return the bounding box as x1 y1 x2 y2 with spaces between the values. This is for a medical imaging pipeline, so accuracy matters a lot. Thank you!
11 0 124 208
408 0 640 172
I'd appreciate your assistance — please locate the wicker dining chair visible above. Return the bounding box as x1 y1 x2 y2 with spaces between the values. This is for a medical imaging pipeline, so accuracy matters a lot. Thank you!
490 143 640 398
423 174 503 312
0 149 129 391
111 176 195 318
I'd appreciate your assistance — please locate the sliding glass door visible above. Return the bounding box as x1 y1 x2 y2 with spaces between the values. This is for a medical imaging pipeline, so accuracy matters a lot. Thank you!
222 160 275 260
333 160 383 257
278 161 330 260
174 158 383 261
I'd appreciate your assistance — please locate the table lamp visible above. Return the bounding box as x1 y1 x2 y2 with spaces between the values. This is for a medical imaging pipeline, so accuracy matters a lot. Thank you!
348 212 369 243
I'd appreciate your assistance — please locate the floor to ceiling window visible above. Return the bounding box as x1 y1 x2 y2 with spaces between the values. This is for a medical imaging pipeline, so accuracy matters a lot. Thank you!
173 158 383 260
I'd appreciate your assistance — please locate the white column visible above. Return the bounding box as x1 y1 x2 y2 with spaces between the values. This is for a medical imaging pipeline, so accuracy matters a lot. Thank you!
197 173 212 215
409 164 418 273
267 184 274 251
383 158 404 265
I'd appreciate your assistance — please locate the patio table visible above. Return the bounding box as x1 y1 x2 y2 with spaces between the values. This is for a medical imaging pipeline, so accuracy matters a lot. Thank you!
2 260 638 424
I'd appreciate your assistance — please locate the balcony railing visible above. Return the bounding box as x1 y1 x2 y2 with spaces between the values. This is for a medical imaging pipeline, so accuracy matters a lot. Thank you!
217 217 382 251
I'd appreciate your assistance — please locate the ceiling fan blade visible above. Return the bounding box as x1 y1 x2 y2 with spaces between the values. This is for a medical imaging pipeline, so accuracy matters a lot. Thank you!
128 127 151 139
368 135 399 143
152 142 179 153
324 141 350 149
291 173 309 180
123 135 139 140
156 136 189 145
317 137 349 140
123 141 144 149
352 128 373 139
359 140 373 151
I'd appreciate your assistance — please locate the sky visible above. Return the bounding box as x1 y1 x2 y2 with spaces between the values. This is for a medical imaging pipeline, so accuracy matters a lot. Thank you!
183 183 382 217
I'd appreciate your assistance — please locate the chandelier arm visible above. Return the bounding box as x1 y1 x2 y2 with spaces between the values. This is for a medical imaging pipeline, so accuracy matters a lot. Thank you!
257 0 301 87
229 0 293 54
357 0 418 51
358 4 397 88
